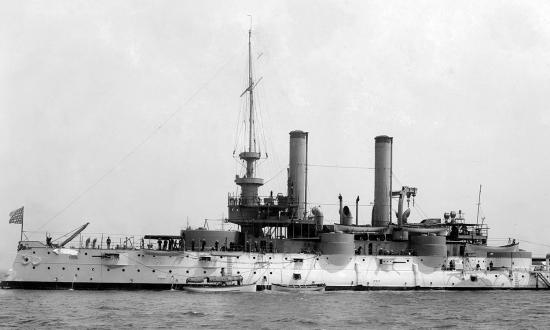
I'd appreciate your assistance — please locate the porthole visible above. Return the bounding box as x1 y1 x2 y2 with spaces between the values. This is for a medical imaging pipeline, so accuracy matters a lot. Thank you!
362 259 365 262
137 269 140 272
137 254 140 257
269 257 272 260
169 270 172 274
77 268 80 271
203 271 206 274
84 252 87 256
122 269 125 272
62 267 65 270
495 275 498 278
47 266 50 270
48 252 50 255
33 251 36 254
32 266 35 269
236 256 240 259
91 268 95 271
107 269 110 272
269 272 272 274
285 257 288 260
186 270 189 274
152 270 156 273
316 258 320 260
153 255 156 258
253 272 256 274
90 278 93 281
253 257 256 259
237 271 240 274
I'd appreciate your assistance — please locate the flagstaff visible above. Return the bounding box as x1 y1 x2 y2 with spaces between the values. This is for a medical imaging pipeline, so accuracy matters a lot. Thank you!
8 206 24 244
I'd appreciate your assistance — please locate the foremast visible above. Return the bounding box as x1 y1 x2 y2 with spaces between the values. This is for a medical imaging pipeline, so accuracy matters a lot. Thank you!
234 26 264 206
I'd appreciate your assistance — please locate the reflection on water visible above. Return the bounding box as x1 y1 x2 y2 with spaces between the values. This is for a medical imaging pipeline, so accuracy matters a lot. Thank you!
0 289 547 329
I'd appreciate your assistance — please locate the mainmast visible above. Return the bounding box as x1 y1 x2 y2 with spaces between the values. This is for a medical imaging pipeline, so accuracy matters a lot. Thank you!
476 185 482 225
235 24 264 206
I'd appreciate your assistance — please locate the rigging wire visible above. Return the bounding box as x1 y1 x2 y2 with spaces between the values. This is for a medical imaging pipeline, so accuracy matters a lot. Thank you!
264 167 286 185
300 163 374 170
37 49 244 230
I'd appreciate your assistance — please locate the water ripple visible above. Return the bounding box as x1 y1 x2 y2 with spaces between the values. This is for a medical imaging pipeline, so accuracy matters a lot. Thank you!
0 290 547 328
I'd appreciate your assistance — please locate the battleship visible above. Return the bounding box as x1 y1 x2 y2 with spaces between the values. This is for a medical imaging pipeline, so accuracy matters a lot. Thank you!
3 28 550 291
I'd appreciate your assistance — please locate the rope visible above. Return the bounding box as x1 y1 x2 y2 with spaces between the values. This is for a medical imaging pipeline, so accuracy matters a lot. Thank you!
305 163 373 170
37 49 244 230
264 167 286 185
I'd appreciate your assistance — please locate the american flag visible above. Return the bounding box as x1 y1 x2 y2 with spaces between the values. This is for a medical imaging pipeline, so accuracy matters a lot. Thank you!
9 206 24 224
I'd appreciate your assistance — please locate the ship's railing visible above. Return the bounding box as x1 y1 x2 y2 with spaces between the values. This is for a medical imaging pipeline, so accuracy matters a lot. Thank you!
227 193 296 207
21 231 186 251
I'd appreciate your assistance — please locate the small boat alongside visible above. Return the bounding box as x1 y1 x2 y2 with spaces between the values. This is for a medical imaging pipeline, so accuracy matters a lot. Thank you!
182 275 256 293
271 283 326 293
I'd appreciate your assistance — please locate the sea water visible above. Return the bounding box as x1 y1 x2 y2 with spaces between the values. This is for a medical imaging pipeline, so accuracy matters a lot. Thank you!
0 289 548 329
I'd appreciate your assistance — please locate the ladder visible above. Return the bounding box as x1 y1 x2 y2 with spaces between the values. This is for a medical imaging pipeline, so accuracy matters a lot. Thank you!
227 257 233 276
535 272 550 288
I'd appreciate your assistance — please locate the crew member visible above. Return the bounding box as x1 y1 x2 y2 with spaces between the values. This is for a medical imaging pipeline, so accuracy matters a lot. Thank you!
106 237 111 249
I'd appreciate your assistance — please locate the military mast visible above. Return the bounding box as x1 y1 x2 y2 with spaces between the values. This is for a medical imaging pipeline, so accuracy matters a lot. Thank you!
234 23 264 207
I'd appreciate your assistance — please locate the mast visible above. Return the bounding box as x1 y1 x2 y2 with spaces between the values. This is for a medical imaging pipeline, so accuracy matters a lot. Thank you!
248 27 254 154
476 185 482 225
234 21 264 206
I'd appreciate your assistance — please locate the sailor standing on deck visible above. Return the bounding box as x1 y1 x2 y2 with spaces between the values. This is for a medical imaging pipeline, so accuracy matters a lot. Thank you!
85 237 90 248
106 237 111 249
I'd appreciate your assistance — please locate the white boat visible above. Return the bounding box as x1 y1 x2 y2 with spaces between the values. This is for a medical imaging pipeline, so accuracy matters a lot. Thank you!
183 283 257 293
182 275 256 293
271 283 326 293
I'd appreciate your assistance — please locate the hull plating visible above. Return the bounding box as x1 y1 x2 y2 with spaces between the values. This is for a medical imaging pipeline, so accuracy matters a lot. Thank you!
3 245 550 290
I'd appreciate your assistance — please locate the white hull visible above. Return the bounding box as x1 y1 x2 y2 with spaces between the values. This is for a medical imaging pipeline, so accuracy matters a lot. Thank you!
3 242 550 290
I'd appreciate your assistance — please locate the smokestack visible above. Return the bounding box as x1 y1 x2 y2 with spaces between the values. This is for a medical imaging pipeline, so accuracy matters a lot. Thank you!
372 135 393 227
288 130 308 220
338 194 343 223
356 196 360 226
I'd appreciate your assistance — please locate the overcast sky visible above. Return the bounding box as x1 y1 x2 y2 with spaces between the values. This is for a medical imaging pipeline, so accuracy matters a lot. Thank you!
1 0 550 269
